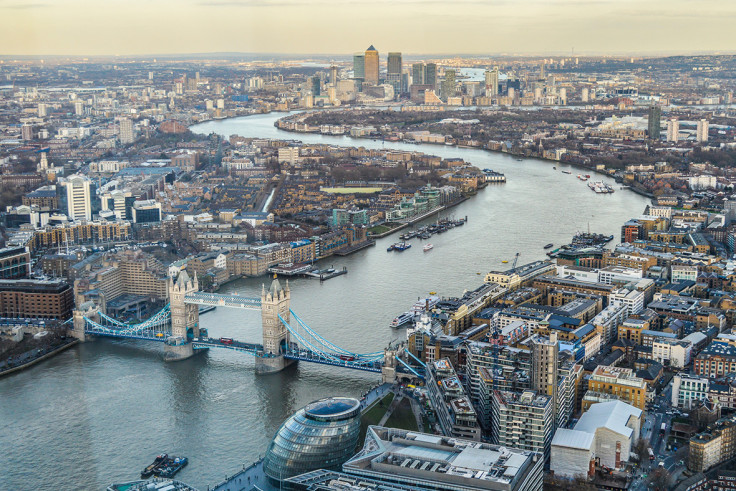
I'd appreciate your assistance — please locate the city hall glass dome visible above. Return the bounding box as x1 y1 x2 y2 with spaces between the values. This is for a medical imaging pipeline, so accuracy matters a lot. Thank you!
263 396 361 483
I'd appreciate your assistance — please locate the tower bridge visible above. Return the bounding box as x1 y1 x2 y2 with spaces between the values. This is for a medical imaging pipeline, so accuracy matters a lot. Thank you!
71 271 423 382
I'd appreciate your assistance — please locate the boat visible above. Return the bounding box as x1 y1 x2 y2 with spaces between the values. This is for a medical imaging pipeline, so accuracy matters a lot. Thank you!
156 456 188 478
553 166 556 170
386 245 394 252
561 170 572 174
393 242 411 251
141 454 168 478
423 243 433 252
516 158 523 161
501 260 508 263
543 243 554 249
391 312 414 328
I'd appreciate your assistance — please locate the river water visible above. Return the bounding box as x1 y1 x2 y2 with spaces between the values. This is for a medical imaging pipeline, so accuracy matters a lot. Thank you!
0 112 650 490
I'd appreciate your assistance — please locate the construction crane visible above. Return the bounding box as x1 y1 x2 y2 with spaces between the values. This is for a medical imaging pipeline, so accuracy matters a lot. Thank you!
511 252 520 269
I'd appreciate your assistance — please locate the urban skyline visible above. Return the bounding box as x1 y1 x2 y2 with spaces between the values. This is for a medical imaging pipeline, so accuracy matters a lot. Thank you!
1 0 736 56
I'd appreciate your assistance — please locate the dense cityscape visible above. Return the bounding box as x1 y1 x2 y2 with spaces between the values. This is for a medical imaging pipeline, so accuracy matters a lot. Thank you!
3 28 736 491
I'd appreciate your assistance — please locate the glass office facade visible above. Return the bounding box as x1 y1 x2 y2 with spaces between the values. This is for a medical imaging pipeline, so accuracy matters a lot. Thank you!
263 397 361 485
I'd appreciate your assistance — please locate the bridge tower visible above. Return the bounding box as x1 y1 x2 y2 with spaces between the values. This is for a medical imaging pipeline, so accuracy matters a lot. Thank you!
165 271 200 361
256 277 296 374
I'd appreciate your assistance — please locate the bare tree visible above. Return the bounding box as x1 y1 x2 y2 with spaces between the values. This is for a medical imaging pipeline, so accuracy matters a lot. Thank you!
649 467 672 491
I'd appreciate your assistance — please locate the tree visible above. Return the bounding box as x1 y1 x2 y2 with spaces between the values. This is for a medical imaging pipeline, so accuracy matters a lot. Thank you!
633 437 651 462
648 467 672 491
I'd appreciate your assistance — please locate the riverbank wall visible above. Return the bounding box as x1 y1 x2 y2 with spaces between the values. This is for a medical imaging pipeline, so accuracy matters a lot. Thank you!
0 339 79 378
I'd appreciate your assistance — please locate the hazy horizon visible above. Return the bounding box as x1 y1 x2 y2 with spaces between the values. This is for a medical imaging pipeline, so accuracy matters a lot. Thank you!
1 0 735 57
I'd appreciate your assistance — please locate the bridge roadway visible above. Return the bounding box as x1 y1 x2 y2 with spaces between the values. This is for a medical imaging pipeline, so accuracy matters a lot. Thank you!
192 338 265 355
184 292 261 309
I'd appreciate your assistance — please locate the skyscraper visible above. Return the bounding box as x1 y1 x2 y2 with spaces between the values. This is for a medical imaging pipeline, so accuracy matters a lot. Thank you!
697 119 709 142
411 63 424 85
387 52 402 95
364 45 379 84
441 69 456 101
647 106 661 140
667 118 679 142
484 67 499 97
330 66 338 85
425 63 437 89
310 76 321 96
352 53 365 81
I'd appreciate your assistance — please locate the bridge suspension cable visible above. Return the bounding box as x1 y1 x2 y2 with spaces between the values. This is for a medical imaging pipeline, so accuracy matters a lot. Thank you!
279 314 382 367
288 309 383 359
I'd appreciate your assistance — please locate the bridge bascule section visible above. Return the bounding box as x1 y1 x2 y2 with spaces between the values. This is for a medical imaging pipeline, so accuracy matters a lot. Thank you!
72 272 421 381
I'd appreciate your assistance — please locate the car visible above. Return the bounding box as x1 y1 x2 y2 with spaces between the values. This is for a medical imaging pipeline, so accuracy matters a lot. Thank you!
658 462 665 468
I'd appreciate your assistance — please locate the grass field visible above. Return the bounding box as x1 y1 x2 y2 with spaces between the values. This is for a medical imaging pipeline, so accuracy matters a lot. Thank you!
321 187 384 194
384 397 418 432
358 392 395 448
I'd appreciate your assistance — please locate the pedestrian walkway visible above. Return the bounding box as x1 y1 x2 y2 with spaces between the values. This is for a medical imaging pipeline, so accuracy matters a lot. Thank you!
378 395 403 427
360 382 392 412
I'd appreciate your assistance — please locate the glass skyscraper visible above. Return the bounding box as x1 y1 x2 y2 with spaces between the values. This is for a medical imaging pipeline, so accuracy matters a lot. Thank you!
353 54 365 81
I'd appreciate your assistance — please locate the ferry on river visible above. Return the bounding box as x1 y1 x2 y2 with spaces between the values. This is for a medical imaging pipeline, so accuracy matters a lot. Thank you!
391 312 414 328
423 243 433 252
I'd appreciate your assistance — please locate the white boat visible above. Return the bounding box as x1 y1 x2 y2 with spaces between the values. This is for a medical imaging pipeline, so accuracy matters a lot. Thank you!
390 312 414 328
423 243 433 252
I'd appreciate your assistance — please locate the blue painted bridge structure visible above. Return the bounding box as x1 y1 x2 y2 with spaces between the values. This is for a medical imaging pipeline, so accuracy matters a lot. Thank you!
74 274 424 379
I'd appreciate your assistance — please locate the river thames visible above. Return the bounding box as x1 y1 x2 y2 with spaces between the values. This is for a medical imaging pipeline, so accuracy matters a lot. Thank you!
0 111 650 490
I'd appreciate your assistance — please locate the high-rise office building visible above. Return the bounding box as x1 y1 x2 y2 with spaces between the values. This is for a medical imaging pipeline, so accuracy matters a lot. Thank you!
61 175 94 221
364 45 379 84
310 76 321 96
441 69 456 101
425 63 437 89
485 67 499 97
697 119 709 142
352 54 365 81
387 52 402 95
119 118 134 145
648 106 661 140
667 117 680 142
330 66 338 85
411 63 424 85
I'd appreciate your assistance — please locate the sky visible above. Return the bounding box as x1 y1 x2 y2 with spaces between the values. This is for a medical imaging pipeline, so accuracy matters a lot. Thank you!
0 0 735 57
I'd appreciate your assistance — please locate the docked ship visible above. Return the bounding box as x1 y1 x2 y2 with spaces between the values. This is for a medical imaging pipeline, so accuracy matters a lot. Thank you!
390 312 414 328
140 454 188 479
588 181 615 194
393 242 411 251
571 232 614 247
